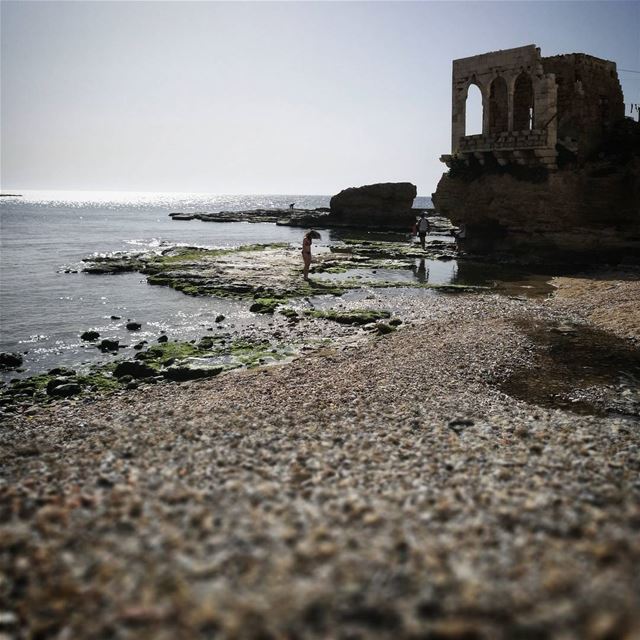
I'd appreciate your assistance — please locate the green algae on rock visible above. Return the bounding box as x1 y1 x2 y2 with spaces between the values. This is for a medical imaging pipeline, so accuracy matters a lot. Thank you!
82 241 471 310
249 297 283 314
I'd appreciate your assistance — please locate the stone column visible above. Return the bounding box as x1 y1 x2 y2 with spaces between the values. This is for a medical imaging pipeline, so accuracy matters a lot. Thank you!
534 75 557 147
451 81 467 154
481 85 490 135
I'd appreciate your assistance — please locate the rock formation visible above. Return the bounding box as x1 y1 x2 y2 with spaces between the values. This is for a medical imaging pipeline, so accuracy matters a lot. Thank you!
432 44 640 263
329 182 417 230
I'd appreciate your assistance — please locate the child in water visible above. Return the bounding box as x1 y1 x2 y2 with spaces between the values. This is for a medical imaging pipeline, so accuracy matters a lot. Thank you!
302 230 313 281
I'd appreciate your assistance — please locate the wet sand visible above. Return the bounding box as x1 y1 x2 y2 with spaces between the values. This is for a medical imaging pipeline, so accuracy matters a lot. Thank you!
551 270 640 342
1 278 639 639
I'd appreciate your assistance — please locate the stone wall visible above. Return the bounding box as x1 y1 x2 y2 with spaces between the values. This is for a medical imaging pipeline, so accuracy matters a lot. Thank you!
541 53 625 161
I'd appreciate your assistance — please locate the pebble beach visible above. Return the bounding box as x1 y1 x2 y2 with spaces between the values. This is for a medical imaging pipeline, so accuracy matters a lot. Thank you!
2 276 639 639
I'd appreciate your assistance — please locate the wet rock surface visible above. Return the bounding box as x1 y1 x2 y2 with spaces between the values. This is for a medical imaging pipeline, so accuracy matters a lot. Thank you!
1 289 639 638
80 239 471 309
0 352 23 370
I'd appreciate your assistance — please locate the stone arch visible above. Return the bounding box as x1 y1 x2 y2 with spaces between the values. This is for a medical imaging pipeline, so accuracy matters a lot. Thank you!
488 76 508 134
513 71 534 131
465 82 484 135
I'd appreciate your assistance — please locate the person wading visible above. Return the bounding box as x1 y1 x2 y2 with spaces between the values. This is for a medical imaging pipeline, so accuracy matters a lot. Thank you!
302 230 313 281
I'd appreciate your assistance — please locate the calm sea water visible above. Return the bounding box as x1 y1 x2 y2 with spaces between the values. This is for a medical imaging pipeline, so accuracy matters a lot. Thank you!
0 191 434 378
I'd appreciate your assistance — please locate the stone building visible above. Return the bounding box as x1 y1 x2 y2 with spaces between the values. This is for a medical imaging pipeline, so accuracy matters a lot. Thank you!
432 45 639 263
440 44 625 170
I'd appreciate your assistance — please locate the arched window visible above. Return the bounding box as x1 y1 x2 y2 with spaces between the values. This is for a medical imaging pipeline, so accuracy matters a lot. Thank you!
465 83 483 136
489 76 508 134
513 72 534 131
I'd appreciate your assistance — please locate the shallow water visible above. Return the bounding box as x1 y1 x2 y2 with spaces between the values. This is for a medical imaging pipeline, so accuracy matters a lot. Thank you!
498 319 640 417
315 258 555 296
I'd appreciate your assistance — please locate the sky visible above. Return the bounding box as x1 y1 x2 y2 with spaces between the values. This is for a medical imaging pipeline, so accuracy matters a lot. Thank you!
1 1 639 196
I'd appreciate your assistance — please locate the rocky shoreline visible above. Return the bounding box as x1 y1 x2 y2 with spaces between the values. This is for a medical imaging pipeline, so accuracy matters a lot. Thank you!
1 235 639 638
0 236 469 417
167 206 437 232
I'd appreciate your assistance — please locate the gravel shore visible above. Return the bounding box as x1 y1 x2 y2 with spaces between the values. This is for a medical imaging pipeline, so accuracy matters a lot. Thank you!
2 288 639 639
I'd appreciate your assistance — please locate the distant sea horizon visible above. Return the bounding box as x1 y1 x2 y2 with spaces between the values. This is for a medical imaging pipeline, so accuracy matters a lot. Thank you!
0 189 434 203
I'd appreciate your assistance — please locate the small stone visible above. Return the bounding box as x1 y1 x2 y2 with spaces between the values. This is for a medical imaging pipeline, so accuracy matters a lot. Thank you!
375 322 395 335
47 367 75 376
157 335 169 343
98 339 119 352
126 322 142 331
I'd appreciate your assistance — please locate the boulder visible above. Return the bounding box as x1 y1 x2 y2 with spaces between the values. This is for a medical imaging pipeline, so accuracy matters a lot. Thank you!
126 322 142 331
249 298 280 314
163 364 224 382
0 352 23 370
113 360 157 379
329 182 417 229
157 335 169 343
48 382 82 397
46 377 74 394
81 331 100 341
98 339 119 352
198 336 220 350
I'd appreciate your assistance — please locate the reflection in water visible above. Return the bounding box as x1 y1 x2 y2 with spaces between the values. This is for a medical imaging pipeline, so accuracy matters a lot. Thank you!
419 259 458 285
413 259 427 283
498 320 640 416
317 255 554 296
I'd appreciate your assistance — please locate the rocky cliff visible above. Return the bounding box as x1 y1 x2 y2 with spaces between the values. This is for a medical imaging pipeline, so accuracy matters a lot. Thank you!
433 120 640 263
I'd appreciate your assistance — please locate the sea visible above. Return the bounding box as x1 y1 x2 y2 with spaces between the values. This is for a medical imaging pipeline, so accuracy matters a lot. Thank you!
0 191 434 380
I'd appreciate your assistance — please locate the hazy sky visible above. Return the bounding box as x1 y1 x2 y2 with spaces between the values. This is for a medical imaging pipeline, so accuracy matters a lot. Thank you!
2 1 639 195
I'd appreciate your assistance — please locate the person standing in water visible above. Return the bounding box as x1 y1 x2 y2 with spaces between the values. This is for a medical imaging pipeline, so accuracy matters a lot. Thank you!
302 230 313 281
416 212 430 251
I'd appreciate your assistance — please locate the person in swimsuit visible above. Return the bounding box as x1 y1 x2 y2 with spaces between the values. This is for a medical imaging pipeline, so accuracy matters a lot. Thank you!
302 230 313 280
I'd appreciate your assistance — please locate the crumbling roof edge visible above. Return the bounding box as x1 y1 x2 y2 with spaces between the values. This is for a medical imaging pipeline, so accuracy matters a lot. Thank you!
452 44 539 65
542 52 618 69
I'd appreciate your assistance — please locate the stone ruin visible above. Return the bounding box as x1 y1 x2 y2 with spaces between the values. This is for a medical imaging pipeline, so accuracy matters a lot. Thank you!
433 44 639 262
442 44 625 171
